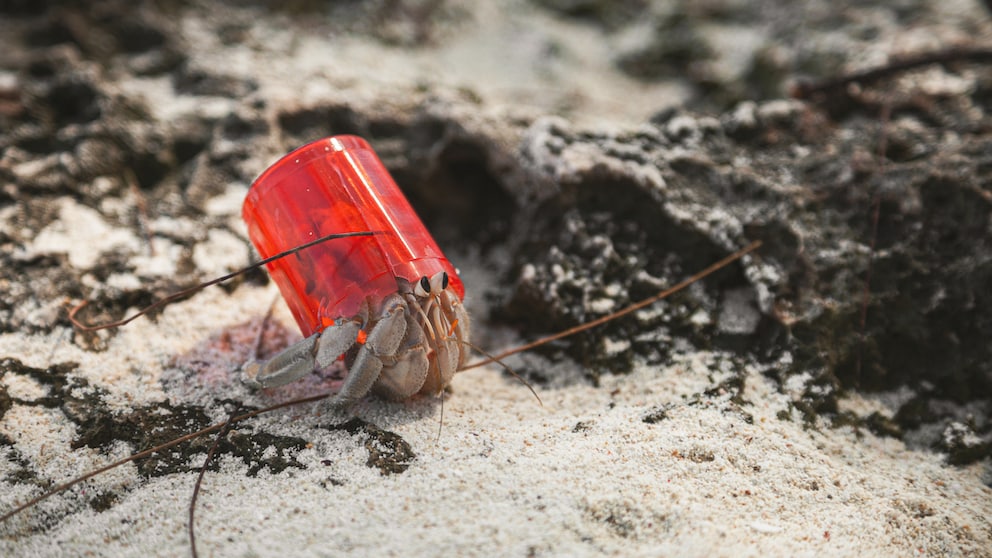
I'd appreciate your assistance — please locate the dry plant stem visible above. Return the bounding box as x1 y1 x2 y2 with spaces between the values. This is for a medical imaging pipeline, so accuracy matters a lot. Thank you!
188 298 281 554
0 394 330 523
126 168 155 257
189 414 236 558
462 240 763 371
68 231 379 332
252 296 282 361
791 47 992 99
855 101 891 382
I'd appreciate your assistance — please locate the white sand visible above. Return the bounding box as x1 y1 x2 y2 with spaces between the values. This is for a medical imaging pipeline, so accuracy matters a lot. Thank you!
1 284 990 556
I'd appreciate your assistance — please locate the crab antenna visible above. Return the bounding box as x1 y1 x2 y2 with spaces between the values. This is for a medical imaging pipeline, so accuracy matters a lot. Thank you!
456 338 543 406
462 240 762 371
69 230 379 332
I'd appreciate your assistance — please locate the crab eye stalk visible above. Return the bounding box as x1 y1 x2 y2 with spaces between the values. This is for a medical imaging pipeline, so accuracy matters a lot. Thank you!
426 270 448 294
415 276 431 297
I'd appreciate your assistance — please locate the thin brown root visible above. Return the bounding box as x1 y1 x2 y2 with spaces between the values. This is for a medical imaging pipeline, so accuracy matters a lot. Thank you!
189 412 236 558
0 393 331 524
68 231 379 332
791 47 992 100
462 240 762 372
126 168 155 257
855 100 891 383
251 295 282 361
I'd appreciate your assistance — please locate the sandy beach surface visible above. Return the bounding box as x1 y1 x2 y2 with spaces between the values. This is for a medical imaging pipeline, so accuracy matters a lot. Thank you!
2 1 991 556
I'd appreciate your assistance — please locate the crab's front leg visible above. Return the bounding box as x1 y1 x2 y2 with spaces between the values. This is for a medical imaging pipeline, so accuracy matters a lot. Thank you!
242 294 414 408
242 301 368 389
329 294 411 407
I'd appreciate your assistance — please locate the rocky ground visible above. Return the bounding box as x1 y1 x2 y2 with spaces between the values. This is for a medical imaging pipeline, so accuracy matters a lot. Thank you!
1 1 991 556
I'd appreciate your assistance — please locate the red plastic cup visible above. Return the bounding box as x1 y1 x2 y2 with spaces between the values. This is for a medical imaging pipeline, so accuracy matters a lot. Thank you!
242 136 463 336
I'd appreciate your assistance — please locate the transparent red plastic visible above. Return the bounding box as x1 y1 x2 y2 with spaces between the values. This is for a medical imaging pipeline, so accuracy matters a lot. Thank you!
242 135 463 337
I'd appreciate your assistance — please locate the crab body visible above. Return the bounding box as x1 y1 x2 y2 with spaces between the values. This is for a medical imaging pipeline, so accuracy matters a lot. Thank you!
240 136 469 406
